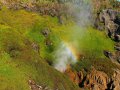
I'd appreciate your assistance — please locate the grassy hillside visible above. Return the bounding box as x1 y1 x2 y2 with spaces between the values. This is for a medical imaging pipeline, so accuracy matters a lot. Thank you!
0 8 79 90
0 4 118 90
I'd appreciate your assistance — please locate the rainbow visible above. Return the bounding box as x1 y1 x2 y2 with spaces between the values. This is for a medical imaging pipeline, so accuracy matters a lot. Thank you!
63 41 79 61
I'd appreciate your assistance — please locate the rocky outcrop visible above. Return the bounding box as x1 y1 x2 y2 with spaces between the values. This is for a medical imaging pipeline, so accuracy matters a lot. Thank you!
95 9 120 41
65 68 84 85
103 50 120 64
0 0 64 17
83 68 109 90
66 68 120 90
41 28 51 37
28 80 51 90
65 67 120 90
41 28 53 46
110 69 120 90
31 42 40 54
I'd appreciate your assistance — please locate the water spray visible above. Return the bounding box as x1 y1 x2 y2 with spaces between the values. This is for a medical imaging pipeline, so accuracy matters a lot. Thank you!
54 42 78 72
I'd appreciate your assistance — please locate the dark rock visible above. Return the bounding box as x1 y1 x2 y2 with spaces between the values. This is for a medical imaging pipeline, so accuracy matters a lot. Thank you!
45 39 53 46
103 50 113 59
115 51 120 64
96 9 120 41
114 46 120 51
106 21 119 38
41 28 50 37
104 45 120 64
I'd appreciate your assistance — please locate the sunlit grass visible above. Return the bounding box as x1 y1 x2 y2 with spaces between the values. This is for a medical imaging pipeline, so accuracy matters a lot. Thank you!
0 8 79 90
0 6 117 89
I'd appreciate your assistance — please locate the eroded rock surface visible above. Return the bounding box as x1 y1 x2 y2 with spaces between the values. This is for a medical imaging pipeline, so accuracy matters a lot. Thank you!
65 68 84 85
84 68 109 90
28 80 51 90
110 69 120 90
95 9 120 41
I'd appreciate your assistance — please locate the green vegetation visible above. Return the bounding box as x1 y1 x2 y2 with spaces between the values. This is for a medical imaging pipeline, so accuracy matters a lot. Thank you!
52 26 115 58
0 4 118 89
0 8 79 90
72 58 119 77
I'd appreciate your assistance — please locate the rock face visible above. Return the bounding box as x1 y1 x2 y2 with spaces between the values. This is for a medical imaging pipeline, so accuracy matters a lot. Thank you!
110 70 120 90
65 67 120 90
0 0 64 17
67 68 120 90
84 68 109 90
28 80 51 90
65 68 84 85
103 43 120 64
103 50 120 64
95 9 120 41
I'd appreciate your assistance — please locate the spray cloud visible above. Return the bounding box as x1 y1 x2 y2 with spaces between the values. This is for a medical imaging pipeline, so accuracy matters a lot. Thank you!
54 0 93 72
54 42 77 72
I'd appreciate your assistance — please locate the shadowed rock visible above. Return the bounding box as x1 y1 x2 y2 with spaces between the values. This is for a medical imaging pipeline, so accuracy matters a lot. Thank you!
95 9 120 41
